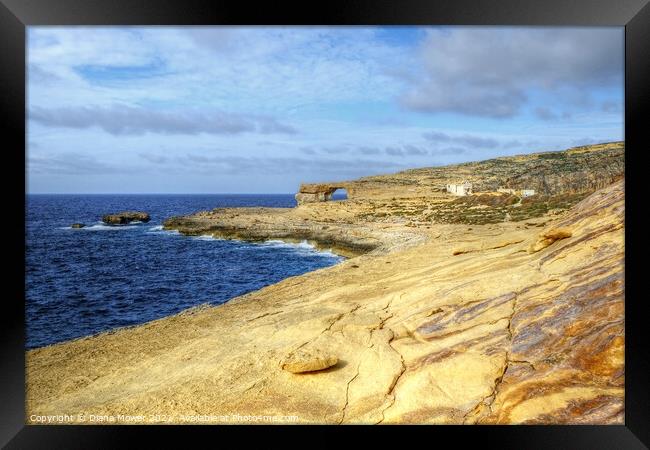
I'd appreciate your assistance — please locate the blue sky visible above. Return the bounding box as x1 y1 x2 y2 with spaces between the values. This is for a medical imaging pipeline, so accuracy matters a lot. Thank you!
27 26 624 193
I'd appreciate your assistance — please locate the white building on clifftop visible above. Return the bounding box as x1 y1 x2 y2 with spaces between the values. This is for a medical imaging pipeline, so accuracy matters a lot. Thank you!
446 181 473 196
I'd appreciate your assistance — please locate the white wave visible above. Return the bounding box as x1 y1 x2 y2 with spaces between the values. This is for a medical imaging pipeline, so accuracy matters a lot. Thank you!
62 222 137 231
294 240 317 250
193 238 322 255
257 239 343 259
158 229 181 236
260 239 315 250
193 234 218 241
312 249 344 259
145 225 181 237
85 224 138 230
142 225 187 238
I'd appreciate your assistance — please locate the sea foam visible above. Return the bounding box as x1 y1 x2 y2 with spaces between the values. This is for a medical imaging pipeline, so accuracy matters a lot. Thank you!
259 239 343 259
193 234 220 241
62 222 138 231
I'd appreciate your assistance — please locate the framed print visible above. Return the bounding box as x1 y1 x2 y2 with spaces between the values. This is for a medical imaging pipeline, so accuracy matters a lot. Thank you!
2 0 649 447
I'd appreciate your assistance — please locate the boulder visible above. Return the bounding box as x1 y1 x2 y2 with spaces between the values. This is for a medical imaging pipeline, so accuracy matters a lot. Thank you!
528 227 573 253
71 223 85 229
542 228 573 240
102 211 150 225
280 348 338 373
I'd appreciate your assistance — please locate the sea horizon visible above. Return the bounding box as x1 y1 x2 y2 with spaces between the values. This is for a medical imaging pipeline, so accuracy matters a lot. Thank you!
27 192 299 196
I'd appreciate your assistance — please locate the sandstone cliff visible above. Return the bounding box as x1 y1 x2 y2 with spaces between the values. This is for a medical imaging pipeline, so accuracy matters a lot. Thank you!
26 177 624 424
292 141 622 204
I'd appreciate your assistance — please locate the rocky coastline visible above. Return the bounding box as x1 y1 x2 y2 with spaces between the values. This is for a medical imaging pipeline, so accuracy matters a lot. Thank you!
26 142 625 424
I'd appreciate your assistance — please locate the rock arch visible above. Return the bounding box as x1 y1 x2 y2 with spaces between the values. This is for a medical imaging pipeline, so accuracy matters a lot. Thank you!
295 183 355 205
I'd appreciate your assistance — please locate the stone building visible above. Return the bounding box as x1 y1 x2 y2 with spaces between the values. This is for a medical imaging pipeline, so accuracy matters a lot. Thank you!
446 181 473 196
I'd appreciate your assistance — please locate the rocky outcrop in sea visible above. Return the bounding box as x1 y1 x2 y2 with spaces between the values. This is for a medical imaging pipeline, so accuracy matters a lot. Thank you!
102 211 150 225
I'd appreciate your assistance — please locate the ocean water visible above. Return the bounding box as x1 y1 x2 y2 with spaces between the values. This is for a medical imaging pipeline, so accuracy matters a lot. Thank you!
25 194 344 349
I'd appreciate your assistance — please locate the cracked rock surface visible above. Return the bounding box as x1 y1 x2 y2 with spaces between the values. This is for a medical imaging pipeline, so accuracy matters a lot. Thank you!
26 179 624 424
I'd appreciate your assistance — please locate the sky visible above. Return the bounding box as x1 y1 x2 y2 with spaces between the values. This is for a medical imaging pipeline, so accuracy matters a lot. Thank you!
27 26 624 194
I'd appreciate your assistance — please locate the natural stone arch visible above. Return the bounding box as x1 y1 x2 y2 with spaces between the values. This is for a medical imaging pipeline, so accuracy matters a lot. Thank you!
295 183 355 205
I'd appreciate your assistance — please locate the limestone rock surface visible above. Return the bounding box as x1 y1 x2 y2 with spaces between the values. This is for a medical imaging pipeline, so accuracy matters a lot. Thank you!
26 180 624 424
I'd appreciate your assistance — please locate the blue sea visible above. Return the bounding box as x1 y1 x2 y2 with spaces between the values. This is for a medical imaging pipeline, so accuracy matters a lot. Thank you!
25 194 345 349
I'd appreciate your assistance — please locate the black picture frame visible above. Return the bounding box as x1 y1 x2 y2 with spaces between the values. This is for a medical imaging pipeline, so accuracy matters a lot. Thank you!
2 0 648 447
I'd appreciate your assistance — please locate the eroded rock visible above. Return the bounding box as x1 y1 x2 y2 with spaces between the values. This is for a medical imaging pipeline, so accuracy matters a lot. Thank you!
281 347 338 373
102 211 150 225
528 227 573 253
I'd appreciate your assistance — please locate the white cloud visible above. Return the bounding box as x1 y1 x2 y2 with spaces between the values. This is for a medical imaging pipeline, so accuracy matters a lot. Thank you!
28 27 407 113
399 27 623 118
30 105 297 135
